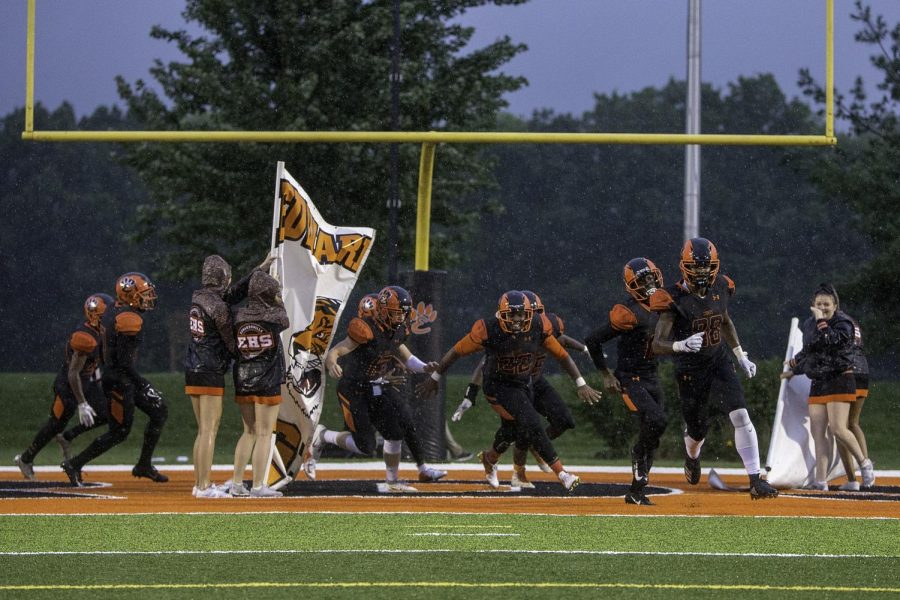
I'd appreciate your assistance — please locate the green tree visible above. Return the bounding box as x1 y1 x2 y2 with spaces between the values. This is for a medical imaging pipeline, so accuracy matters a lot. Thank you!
444 76 867 361
798 0 900 351
0 104 177 371
116 0 528 283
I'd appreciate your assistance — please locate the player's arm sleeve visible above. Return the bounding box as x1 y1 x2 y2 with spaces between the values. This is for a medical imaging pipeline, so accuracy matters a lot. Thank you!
542 334 570 361
584 323 617 371
452 320 487 356
114 313 150 388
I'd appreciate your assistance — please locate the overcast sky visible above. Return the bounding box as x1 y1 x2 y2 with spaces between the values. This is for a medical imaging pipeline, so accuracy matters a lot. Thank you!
1 0 898 120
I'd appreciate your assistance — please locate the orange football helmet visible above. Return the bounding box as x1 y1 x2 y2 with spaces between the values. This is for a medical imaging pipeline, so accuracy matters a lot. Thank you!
83 293 114 328
521 290 544 315
358 293 379 318
679 238 719 293
623 258 663 302
115 272 158 311
496 290 533 334
376 286 413 329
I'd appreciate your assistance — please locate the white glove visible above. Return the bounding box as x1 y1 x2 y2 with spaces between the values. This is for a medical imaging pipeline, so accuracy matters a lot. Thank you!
452 399 473 422
737 353 757 378
78 402 96 427
673 332 704 353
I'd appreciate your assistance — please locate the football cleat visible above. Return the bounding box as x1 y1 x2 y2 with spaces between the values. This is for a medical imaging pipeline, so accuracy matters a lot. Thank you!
384 481 418 493
132 463 169 483
749 478 779 500
14 455 35 481
625 491 655 506
61 460 83 487
478 451 500 489
558 471 580 493
417 467 448 483
510 470 535 489
684 455 701 485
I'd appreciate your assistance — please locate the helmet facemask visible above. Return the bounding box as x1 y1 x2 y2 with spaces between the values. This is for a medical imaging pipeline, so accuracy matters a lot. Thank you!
497 291 533 334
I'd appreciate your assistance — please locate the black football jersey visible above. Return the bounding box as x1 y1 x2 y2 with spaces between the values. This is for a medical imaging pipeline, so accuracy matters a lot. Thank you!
340 316 408 382
650 275 735 371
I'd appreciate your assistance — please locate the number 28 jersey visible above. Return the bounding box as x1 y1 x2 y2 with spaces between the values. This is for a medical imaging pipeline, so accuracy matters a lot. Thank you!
650 275 735 371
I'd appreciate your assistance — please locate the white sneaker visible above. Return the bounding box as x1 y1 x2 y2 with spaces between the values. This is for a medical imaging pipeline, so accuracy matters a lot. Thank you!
803 481 828 491
249 485 283 498
230 482 250 497
860 459 876 487
192 486 199 497
14 455 35 481
384 480 418 493
531 449 552 473
302 459 317 481
195 485 229 498
510 470 535 489
559 471 580 492
478 451 499 489
418 467 447 482
838 481 860 491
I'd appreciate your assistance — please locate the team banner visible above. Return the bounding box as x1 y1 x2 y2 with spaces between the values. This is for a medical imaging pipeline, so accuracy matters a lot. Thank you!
267 162 375 489
765 318 844 489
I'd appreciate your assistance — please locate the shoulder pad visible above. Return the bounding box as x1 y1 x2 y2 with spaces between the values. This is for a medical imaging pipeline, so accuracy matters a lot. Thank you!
548 313 565 335
115 311 143 335
540 314 553 335
469 319 488 343
70 330 98 354
722 274 736 296
348 318 374 344
649 289 674 312
610 304 638 331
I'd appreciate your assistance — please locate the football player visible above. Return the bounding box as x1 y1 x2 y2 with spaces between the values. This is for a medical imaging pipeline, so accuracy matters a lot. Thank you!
452 290 588 488
310 286 447 492
421 290 601 492
650 238 778 500
62 273 168 486
14 294 112 480
585 258 667 505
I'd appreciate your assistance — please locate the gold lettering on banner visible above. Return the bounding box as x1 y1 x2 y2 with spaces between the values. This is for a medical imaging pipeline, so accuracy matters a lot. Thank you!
277 180 373 273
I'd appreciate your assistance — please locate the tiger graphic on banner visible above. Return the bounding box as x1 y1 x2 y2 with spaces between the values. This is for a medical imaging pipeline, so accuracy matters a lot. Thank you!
267 162 375 490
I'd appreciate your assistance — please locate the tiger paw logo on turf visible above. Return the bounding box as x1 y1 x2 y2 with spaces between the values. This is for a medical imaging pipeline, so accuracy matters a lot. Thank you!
411 302 438 335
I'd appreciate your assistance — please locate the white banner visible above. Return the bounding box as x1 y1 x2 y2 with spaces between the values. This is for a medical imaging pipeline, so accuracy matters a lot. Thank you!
266 162 375 488
765 318 844 489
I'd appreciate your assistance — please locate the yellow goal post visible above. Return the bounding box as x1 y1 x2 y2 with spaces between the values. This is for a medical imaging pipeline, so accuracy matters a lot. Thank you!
20 0 837 271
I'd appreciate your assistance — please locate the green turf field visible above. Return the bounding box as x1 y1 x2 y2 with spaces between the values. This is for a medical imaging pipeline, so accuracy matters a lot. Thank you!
0 512 897 599
3 372 898 469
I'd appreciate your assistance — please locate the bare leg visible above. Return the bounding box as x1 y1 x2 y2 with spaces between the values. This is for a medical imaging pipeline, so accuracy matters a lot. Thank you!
827 402 865 464
848 396 868 458
251 403 280 489
192 394 222 490
191 396 202 488
808 404 829 483
233 403 256 487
